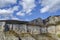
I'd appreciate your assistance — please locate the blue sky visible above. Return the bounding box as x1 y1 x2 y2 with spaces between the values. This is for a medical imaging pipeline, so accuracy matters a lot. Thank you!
0 0 60 21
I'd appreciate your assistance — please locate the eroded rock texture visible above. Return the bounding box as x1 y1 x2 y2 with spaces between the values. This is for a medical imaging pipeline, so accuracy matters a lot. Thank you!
0 15 60 40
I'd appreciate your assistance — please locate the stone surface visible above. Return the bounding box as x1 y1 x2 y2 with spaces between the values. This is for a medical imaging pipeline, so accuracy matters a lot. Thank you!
0 15 60 40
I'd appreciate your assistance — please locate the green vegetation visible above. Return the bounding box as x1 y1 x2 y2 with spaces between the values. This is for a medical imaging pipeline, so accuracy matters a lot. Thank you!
57 34 60 38
4 30 19 37
4 29 57 40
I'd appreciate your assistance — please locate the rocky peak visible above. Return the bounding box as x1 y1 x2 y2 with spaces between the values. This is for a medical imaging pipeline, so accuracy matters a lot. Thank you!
29 18 44 26
44 15 60 26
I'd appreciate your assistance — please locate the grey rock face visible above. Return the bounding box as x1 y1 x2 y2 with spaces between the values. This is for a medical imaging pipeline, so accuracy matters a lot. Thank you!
44 16 60 40
27 25 40 34
45 16 60 25
13 24 27 34
0 15 60 40
29 18 44 26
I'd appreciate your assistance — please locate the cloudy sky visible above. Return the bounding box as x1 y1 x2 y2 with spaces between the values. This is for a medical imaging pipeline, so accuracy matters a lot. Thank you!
0 0 60 21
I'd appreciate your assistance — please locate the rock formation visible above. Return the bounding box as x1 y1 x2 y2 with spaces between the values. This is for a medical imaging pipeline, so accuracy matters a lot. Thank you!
0 15 60 40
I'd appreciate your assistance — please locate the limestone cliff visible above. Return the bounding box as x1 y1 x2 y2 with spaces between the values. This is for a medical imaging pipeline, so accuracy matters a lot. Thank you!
0 15 60 40
44 15 60 40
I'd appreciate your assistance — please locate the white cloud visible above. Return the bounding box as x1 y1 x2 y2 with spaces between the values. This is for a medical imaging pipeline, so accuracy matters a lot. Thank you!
0 5 19 20
28 13 32 15
16 11 25 16
0 5 19 14
0 19 8 20
12 6 19 11
19 0 36 14
0 14 12 20
40 6 49 13
11 17 20 20
25 19 30 21
0 9 13 14
40 0 60 13
0 0 17 8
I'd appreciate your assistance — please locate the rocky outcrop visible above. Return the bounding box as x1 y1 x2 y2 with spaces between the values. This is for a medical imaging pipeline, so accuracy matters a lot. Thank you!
0 15 60 40
45 15 60 26
29 18 44 26
44 15 60 40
